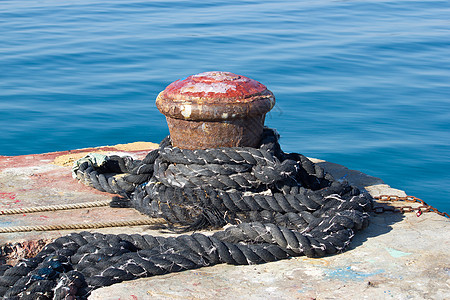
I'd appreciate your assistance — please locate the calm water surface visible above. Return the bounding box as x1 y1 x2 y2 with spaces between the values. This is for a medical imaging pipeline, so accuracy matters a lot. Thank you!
1 0 449 213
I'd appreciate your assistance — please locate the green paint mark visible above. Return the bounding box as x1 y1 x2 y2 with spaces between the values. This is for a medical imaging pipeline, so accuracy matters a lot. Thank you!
385 247 411 258
325 267 384 282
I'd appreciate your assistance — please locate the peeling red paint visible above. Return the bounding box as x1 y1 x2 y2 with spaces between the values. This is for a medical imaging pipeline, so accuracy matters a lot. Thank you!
0 192 16 200
155 71 275 149
160 71 267 100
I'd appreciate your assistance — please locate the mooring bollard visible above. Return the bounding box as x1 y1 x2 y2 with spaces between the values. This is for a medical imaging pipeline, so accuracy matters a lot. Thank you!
156 71 275 149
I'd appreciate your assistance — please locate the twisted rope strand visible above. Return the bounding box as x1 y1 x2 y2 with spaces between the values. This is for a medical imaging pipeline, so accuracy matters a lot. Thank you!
0 218 166 233
0 201 111 215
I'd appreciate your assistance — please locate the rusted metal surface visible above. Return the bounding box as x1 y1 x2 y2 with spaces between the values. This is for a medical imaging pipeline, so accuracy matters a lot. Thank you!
373 195 450 218
1 239 51 266
156 71 275 149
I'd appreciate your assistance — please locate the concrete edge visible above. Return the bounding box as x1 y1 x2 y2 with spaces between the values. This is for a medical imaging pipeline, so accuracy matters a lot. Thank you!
308 157 407 198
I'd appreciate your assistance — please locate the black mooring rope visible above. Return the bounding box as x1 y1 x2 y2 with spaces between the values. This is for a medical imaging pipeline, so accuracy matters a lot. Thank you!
0 128 372 299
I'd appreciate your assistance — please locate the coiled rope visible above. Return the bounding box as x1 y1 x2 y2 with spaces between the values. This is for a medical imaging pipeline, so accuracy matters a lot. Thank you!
0 128 372 299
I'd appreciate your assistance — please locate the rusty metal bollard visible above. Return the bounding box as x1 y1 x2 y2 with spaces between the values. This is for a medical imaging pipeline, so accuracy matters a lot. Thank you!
156 71 275 149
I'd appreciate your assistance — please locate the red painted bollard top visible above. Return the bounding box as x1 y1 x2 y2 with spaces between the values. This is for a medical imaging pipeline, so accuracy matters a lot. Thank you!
156 71 275 149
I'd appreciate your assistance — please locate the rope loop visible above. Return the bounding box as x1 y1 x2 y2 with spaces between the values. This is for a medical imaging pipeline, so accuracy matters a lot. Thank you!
0 127 373 299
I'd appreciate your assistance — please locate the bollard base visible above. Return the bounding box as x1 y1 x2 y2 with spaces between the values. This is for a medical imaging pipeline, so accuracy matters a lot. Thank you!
166 115 265 149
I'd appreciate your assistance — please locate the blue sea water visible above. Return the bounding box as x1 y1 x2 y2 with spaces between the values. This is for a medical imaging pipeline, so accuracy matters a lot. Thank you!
1 0 449 214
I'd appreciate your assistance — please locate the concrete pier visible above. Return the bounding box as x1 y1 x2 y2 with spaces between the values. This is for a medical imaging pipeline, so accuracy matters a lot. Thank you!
1 144 449 299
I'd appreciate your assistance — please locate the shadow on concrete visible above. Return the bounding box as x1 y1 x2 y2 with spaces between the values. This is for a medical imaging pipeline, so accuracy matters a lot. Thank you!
348 212 405 250
314 160 407 251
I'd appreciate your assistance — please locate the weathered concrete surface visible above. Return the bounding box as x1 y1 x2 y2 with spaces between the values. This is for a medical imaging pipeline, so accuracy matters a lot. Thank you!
0 142 159 247
1 145 449 299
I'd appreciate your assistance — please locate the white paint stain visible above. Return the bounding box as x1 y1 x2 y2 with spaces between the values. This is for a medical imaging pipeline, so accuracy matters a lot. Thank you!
179 82 236 94
191 71 240 81
303 268 324 277
181 105 192 118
